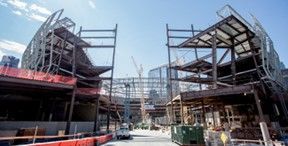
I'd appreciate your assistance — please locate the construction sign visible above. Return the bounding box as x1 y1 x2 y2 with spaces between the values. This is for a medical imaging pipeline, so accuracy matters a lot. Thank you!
220 132 228 145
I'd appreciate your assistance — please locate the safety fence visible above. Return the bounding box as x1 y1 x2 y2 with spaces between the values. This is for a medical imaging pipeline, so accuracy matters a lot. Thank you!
0 133 113 146
28 134 113 146
0 66 76 85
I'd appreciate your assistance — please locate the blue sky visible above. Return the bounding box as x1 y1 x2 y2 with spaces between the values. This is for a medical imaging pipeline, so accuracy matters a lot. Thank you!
0 0 287 77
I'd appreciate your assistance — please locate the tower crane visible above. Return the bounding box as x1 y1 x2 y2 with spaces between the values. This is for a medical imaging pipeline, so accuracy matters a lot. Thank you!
131 56 146 123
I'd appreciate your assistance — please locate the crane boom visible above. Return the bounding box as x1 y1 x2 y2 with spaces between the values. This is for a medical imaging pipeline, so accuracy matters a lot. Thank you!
131 56 146 123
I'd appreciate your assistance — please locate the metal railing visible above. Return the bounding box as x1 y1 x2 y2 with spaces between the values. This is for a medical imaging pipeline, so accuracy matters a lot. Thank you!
0 66 76 85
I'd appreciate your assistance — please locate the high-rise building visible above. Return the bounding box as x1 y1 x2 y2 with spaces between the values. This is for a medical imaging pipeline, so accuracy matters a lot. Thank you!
148 63 180 98
0 55 20 68
280 61 286 70
282 69 288 88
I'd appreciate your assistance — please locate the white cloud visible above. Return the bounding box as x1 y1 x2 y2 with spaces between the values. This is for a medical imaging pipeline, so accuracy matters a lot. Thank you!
0 0 8 7
28 13 47 22
30 4 51 15
7 0 27 11
88 0 96 9
12 10 22 15
1 0 51 22
0 39 26 54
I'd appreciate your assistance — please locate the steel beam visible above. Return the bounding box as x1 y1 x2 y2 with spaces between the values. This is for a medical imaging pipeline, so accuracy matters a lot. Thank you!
181 85 253 101
218 49 230 65
178 16 234 48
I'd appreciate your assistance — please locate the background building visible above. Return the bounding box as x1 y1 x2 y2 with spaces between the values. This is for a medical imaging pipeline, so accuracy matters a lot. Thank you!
0 55 19 68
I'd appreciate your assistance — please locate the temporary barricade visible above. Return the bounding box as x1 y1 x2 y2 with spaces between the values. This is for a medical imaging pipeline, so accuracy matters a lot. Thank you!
26 133 113 146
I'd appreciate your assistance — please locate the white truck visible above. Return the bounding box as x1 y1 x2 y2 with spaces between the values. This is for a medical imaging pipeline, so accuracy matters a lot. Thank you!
116 123 131 139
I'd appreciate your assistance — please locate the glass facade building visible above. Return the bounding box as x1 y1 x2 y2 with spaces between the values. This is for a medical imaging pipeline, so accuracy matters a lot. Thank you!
148 64 180 99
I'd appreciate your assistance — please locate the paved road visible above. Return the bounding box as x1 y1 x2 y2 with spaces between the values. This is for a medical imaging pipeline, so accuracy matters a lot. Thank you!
102 130 178 146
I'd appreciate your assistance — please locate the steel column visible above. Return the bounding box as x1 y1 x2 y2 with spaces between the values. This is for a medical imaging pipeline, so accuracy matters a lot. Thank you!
107 24 118 132
253 86 265 122
212 105 216 128
180 96 184 124
231 39 236 85
212 30 218 89
65 32 77 135
63 102 68 120
93 96 100 132
201 99 206 128
191 24 202 91
65 87 76 135
166 24 174 124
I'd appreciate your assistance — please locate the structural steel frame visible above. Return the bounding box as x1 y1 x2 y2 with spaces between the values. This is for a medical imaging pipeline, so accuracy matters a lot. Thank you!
21 9 117 133
166 5 288 125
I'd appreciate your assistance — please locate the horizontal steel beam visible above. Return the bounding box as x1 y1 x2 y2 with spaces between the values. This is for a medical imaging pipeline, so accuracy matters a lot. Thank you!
80 29 115 32
181 84 253 101
81 36 115 39
81 45 115 48
168 36 192 39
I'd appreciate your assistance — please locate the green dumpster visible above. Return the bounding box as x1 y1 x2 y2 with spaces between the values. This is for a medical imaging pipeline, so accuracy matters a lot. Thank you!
171 125 204 145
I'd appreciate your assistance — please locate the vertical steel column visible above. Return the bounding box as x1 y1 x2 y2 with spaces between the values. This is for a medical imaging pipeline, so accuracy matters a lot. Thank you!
191 24 202 90
63 102 68 120
201 100 206 128
180 96 184 124
124 83 131 124
166 24 174 124
65 27 78 135
36 100 44 121
231 38 236 85
107 24 118 132
65 87 76 135
212 105 216 128
48 99 56 121
253 85 265 122
93 96 100 132
192 24 206 127
212 30 218 89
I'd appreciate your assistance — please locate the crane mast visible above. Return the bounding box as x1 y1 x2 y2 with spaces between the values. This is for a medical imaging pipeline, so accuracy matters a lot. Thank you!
131 56 146 123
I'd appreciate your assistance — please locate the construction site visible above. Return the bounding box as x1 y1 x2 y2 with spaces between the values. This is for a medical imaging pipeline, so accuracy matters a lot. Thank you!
0 3 288 146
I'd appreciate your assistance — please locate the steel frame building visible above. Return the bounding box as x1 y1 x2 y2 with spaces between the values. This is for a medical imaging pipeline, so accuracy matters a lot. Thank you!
166 5 288 129
3 9 118 134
